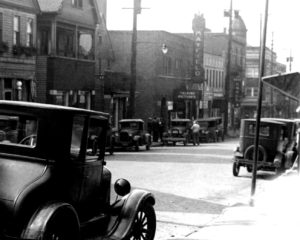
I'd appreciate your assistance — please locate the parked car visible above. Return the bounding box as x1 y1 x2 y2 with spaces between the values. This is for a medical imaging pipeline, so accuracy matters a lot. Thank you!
162 118 192 146
196 117 223 142
0 101 156 240
113 119 151 151
233 118 298 176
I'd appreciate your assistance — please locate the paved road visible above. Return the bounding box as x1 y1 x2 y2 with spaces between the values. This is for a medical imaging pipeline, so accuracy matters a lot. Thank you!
105 139 277 239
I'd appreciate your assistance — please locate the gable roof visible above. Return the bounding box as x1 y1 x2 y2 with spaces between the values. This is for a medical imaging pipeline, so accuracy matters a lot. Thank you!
37 0 63 13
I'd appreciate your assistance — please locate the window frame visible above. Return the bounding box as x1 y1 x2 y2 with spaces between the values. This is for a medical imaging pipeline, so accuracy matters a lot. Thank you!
13 15 20 46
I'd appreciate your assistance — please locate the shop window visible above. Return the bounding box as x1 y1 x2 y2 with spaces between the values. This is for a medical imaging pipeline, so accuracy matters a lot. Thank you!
57 28 75 58
78 30 94 60
13 16 20 46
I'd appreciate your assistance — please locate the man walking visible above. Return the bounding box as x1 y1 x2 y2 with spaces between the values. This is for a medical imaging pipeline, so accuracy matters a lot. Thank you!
191 121 200 145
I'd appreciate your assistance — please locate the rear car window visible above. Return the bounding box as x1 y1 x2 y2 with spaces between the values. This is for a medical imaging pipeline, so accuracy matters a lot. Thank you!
248 123 270 137
0 114 37 147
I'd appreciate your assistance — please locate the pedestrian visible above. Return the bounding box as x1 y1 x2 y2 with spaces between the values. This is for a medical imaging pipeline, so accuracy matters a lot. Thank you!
191 120 200 145
152 117 159 142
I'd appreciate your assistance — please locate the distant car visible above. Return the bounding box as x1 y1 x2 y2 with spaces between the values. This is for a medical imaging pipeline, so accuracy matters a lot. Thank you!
233 118 298 176
0 101 156 240
162 118 192 146
196 117 223 142
113 119 152 151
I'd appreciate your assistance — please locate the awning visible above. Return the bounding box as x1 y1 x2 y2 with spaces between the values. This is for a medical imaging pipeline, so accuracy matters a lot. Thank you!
262 72 300 102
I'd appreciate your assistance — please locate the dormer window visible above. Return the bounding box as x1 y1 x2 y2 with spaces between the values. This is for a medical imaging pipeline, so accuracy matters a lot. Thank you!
72 0 83 8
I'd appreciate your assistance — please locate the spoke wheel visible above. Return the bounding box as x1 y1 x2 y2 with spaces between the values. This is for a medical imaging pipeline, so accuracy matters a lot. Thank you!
127 204 156 240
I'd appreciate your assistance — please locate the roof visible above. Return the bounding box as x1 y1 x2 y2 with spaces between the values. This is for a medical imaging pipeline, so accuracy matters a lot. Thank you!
37 0 63 13
0 101 108 117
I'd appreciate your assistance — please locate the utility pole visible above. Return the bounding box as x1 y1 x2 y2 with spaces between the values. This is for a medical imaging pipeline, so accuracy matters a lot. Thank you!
224 0 233 136
250 0 269 206
127 0 141 118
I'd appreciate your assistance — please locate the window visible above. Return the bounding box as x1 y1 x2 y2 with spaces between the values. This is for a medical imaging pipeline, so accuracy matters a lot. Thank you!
71 116 84 158
86 117 104 158
40 28 50 55
0 12 3 41
57 27 75 57
72 0 83 8
78 30 94 59
248 124 270 137
26 18 33 47
0 114 38 147
13 16 20 46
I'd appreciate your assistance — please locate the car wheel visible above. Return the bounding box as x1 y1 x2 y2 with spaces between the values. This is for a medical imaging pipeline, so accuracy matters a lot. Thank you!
146 144 150 150
173 141 176 146
126 203 156 240
41 210 79 240
247 166 252 173
135 143 139 151
233 162 240 177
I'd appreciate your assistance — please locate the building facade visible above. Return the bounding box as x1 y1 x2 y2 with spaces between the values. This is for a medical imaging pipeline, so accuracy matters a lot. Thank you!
0 0 38 101
242 46 288 119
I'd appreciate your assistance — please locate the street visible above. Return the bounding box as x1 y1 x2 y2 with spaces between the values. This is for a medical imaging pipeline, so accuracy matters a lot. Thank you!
105 138 277 239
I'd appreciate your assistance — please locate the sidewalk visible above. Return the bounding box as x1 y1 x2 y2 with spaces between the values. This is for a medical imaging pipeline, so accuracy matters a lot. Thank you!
168 170 300 240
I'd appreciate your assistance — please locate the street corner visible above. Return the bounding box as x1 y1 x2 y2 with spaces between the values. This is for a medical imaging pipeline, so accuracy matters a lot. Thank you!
155 211 217 240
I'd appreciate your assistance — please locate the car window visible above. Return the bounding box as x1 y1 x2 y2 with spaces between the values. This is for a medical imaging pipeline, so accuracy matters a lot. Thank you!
71 116 84 158
86 117 105 159
0 114 37 147
248 123 270 137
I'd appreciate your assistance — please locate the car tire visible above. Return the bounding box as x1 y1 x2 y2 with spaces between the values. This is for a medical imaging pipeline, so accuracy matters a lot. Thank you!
244 145 267 162
247 166 252 173
125 203 156 240
233 162 240 177
135 142 139 151
146 144 150 150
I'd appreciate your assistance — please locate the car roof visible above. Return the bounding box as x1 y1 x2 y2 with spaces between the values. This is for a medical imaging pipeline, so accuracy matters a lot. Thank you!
119 119 144 123
196 117 222 122
171 118 191 122
0 101 108 118
242 118 286 125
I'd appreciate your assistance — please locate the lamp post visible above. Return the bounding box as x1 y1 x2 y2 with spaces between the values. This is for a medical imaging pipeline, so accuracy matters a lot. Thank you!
16 80 22 101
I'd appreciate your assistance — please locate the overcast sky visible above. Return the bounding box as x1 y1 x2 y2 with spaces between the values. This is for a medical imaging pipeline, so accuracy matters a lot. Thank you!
106 0 300 71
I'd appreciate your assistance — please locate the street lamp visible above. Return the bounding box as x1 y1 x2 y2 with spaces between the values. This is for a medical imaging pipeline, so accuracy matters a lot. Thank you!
16 80 22 101
161 44 168 54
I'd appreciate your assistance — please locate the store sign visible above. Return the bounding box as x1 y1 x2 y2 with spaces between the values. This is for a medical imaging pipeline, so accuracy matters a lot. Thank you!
175 90 201 100
232 78 242 107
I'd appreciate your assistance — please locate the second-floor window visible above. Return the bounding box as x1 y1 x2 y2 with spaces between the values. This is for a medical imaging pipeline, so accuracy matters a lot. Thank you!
26 18 33 47
72 0 83 8
13 16 20 46
57 28 75 57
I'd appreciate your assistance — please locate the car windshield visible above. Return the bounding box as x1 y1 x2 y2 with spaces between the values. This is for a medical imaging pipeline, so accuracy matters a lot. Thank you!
120 122 141 130
0 114 37 147
172 121 188 127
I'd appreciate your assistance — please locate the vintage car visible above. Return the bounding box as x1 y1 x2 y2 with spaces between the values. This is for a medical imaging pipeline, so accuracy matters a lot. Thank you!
196 117 224 143
233 118 298 176
162 118 192 146
113 119 151 151
0 101 156 240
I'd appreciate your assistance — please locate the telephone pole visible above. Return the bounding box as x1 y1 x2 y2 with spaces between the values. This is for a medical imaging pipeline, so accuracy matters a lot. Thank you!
127 0 141 118
224 0 233 136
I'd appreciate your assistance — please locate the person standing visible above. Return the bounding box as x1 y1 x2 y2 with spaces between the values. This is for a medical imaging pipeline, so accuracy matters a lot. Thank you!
191 121 200 145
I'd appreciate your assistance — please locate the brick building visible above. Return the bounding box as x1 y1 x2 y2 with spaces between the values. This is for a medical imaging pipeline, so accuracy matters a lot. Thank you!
0 0 38 101
107 30 194 128
35 0 112 110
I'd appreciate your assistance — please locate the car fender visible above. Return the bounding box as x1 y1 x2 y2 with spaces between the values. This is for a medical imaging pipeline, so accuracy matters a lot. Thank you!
106 189 155 240
21 201 80 239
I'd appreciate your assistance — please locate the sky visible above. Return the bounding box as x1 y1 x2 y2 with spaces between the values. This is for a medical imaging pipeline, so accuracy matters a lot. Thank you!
106 0 300 71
